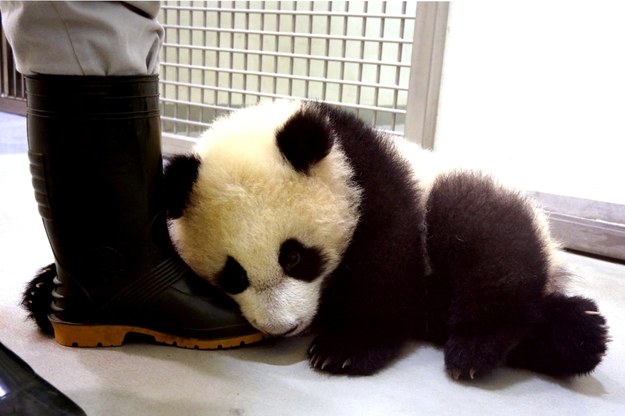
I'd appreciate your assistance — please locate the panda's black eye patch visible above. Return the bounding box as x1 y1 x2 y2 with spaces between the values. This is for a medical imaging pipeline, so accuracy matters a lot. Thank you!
279 239 326 282
217 256 249 295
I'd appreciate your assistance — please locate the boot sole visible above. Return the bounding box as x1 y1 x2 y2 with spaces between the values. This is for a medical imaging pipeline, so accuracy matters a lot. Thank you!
50 318 266 350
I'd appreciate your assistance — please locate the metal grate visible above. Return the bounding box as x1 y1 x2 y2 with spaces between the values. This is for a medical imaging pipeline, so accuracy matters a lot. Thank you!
158 1 418 142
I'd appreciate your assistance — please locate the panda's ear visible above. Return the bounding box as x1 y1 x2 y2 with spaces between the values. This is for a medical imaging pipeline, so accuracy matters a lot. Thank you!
276 107 334 174
163 154 201 219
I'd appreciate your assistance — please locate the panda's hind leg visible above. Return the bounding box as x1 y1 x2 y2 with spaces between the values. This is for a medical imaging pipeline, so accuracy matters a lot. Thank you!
426 171 549 380
506 293 609 377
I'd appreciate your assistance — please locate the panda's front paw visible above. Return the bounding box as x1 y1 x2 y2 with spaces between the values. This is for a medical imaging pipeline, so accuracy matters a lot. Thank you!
308 333 400 376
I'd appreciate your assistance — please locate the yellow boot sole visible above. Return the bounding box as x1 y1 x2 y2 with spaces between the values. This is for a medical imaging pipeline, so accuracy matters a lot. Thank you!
50 318 266 350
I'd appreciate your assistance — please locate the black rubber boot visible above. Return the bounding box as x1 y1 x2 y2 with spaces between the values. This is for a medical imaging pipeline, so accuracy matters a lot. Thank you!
0 342 86 415
24 74 263 349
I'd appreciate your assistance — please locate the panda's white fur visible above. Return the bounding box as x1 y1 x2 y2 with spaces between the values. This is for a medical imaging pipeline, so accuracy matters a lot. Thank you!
170 101 361 336
166 99 608 378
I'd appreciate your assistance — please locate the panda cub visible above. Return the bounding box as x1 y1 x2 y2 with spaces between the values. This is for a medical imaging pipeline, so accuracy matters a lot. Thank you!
164 100 609 379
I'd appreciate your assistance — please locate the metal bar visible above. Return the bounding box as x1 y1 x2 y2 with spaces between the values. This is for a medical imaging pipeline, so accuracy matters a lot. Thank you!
163 24 412 44
372 1 383 125
356 1 367 119
199 0 208 126
273 1 281 99
321 1 331 101
228 0 235 108
338 1 348 104
288 3 295 97
1 20 9 97
160 66 408 91
161 94 405 115
305 1 313 98
174 4 181 134
404 2 449 149
161 43 412 68
529 191 625 261
214 1 221 108
391 1 409 131
162 116 211 128
162 98 234 112
161 5 413 20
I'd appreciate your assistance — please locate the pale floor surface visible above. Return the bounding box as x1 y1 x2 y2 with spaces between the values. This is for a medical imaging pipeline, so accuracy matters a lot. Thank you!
1 112 624 415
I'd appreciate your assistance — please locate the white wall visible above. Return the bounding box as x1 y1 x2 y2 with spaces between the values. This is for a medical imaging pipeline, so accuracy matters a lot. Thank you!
434 2 625 204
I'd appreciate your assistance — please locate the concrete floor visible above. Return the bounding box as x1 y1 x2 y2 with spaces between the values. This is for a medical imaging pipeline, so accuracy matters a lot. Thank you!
1 112 624 415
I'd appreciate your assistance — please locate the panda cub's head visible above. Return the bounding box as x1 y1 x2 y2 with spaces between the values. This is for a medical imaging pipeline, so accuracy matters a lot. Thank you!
165 100 361 336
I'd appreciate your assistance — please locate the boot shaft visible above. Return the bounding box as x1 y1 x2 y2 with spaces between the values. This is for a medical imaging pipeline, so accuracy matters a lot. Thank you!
26 75 171 313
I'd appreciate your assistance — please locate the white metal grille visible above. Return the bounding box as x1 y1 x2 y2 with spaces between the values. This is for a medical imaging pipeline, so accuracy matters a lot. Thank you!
159 1 418 141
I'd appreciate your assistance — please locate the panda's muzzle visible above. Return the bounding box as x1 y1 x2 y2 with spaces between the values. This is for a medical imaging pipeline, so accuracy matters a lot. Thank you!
252 320 304 337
